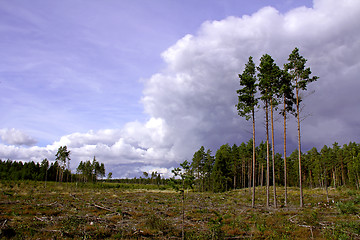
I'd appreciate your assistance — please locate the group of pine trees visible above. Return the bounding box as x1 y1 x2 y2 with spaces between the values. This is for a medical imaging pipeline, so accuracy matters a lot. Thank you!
0 158 62 181
0 158 71 182
0 145 106 183
76 156 105 182
174 47 345 207
235 47 318 207
189 141 360 193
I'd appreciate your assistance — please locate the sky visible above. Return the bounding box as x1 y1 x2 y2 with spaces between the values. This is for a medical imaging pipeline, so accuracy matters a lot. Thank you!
1 0 359 178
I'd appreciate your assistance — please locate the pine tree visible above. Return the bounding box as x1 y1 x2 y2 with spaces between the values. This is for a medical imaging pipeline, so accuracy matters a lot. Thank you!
55 146 71 182
191 146 206 191
279 69 296 206
236 56 258 207
171 160 194 240
258 54 281 208
284 47 318 207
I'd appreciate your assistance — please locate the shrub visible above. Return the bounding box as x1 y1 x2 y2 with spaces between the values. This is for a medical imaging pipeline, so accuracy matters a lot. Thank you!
144 213 168 232
336 201 358 215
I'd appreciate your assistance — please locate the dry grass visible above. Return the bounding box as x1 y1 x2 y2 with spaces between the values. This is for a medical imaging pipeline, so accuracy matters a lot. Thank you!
1 181 359 239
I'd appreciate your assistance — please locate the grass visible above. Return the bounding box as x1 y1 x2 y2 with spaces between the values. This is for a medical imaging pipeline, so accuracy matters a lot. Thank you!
0 180 359 239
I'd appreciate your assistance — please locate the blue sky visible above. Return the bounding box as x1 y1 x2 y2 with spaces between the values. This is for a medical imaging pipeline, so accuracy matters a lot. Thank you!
1 0 359 178
0 0 313 145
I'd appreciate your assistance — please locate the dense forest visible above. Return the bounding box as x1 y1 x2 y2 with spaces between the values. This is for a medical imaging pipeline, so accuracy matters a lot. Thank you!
187 141 360 193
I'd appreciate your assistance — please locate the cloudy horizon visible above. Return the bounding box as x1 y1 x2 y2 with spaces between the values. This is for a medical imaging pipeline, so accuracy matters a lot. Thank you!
1 0 359 178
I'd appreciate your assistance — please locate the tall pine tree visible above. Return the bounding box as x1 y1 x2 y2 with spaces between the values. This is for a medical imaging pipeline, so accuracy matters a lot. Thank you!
284 47 318 207
258 54 281 208
279 69 296 206
236 56 258 207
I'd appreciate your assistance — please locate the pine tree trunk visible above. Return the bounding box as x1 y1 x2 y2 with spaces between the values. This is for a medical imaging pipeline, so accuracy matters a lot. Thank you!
283 97 288 206
261 164 264 187
265 101 270 208
270 101 277 208
252 109 256 208
248 158 251 194
234 174 236 190
45 169 48 188
296 83 303 207
258 162 261 188
341 161 346 186
324 168 329 202
320 172 324 188
242 162 245 189
202 175 205 192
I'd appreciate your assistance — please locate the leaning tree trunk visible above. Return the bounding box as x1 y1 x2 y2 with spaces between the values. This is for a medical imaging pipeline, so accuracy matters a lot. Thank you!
270 100 277 208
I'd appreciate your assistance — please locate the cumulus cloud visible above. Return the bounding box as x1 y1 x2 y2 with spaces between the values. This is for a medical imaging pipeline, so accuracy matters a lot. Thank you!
142 0 360 155
1 0 360 177
0 128 37 146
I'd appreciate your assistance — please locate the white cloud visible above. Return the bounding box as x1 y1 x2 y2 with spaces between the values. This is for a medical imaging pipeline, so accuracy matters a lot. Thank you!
0 144 53 162
1 0 360 178
0 128 37 146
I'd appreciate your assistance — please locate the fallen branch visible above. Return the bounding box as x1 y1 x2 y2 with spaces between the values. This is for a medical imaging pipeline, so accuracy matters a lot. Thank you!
1 219 7 228
92 203 112 211
90 203 120 215
34 216 48 222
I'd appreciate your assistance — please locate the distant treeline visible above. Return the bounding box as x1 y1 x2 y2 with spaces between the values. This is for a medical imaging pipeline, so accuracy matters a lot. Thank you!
106 177 169 186
2 141 359 192
187 141 360 192
0 157 105 183
0 159 68 182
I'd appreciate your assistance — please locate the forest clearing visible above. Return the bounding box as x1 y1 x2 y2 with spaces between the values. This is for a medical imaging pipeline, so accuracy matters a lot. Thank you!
1 181 359 239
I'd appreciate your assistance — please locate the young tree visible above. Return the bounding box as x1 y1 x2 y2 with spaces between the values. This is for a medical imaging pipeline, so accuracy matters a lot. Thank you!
236 56 258 207
171 160 195 240
107 172 113 180
284 47 318 207
258 54 281 208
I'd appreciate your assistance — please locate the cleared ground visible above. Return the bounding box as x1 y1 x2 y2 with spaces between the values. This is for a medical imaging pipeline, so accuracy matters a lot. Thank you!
1 181 359 239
